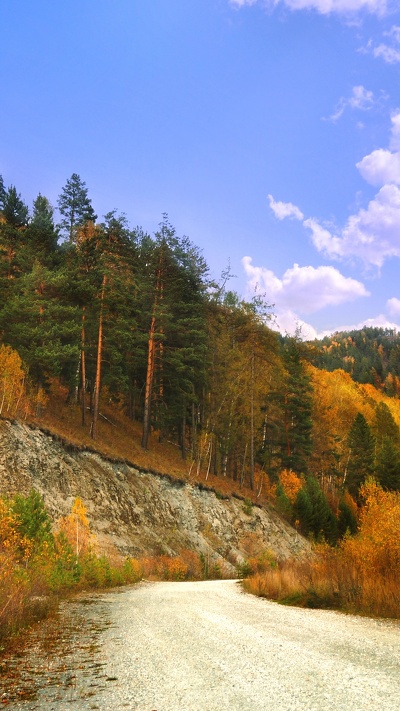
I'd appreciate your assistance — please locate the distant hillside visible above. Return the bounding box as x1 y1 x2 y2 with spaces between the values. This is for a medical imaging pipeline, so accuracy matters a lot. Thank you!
310 327 400 395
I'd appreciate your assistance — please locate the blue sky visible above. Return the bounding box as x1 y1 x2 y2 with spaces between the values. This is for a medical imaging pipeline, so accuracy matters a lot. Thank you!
1 0 400 338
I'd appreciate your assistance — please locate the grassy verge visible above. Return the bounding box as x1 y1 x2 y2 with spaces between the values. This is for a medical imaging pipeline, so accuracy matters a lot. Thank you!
0 490 235 651
242 481 400 620
242 551 400 618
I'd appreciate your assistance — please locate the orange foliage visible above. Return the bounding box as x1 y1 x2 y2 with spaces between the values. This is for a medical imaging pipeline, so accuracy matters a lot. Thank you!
278 470 303 504
0 499 30 631
245 480 400 618
0 344 27 417
342 490 358 521
342 480 400 579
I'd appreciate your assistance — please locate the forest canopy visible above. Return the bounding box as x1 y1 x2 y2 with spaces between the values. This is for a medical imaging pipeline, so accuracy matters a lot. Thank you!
1 173 400 543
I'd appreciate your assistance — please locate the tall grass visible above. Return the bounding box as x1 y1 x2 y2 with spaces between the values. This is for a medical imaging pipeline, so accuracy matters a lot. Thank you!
244 481 400 619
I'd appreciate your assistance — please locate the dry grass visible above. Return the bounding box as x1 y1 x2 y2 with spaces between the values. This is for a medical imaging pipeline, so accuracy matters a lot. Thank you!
30 383 268 507
243 546 400 618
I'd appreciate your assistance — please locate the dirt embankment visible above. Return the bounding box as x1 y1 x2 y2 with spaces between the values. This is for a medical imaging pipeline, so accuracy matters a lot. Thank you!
0 419 310 568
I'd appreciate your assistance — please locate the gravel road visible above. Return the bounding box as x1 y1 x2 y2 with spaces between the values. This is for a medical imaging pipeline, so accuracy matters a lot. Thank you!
2 579 400 710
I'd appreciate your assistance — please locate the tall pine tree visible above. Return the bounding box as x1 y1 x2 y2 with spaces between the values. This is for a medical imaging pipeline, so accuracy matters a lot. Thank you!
346 412 375 498
57 174 97 242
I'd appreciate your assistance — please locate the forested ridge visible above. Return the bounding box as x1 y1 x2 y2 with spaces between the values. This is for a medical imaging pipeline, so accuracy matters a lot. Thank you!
311 327 400 394
1 173 400 546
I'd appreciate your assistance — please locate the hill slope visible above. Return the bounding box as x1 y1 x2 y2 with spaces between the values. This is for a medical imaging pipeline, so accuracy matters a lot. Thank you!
0 419 310 569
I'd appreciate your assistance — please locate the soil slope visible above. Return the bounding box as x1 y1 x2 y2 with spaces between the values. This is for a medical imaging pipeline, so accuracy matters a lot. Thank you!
0 419 310 567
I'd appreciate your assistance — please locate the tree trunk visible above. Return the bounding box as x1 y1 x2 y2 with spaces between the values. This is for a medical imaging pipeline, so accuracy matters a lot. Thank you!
91 275 106 440
142 261 163 449
250 352 255 490
181 399 186 460
81 306 86 427
141 312 156 449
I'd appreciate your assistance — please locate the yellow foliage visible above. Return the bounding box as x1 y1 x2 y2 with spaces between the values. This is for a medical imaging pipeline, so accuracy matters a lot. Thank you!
0 344 27 417
278 469 303 503
342 480 400 578
57 497 95 558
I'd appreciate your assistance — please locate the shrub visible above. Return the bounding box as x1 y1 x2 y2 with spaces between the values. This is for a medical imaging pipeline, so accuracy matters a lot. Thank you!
244 481 400 619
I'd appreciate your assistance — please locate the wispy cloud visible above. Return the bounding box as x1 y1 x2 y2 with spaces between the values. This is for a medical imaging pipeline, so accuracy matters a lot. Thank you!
270 113 400 270
326 85 376 123
242 256 371 339
268 194 304 221
229 0 389 17
304 184 400 268
364 25 400 64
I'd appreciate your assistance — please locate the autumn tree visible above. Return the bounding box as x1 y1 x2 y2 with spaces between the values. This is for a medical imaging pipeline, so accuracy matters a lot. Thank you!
198 290 278 487
0 344 26 417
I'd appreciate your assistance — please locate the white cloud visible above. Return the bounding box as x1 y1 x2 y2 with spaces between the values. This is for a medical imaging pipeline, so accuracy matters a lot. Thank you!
242 257 369 314
272 312 400 340
373 44 400 63
390 112 400 150
351 314 400 330
367 25 400 64
284 0 387 13
298 113 400 268
387 297 400 315
356 112 400 186
356 148 400 186
268 194 304 221
229 0 258 5
327 86 376 123
271 309 321 340
229 0 389 16
305 184 400 267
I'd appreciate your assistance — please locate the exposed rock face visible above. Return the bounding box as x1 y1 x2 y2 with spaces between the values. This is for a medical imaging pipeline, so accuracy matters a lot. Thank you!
0 420 310 567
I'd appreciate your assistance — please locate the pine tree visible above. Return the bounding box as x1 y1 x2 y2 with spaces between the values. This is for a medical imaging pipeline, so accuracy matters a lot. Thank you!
57 173 97 242
29 194 59 263
0 175 6 211
337 498 358 538
293 486 313 537
373 401 400 448
293 477 337 543
0 262 81 402
1 186 29 226
0 182 29 300
375 436 400 491
140 216 209 451
346 413 375 498
271 339 313 474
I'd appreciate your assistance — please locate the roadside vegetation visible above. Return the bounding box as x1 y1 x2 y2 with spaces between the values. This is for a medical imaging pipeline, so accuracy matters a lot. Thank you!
242 480 400 619
0 490 235 649
0 491 143 647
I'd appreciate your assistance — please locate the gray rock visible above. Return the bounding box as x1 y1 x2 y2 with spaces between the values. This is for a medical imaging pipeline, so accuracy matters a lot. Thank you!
0 419 310 569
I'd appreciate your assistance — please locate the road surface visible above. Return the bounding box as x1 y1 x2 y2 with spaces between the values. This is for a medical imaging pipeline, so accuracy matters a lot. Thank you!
2 579 400 710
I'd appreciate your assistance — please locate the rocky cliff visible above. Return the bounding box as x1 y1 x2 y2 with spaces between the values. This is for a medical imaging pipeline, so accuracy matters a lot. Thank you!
0 419 310 568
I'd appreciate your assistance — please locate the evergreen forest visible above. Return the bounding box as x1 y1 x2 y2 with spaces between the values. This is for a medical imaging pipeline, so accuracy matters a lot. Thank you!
1 173 400 546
